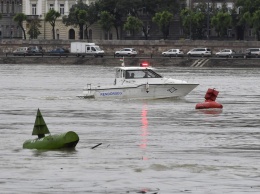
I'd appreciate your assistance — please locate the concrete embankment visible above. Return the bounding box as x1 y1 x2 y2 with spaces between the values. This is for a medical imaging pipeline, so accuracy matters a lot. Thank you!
0 55 260 68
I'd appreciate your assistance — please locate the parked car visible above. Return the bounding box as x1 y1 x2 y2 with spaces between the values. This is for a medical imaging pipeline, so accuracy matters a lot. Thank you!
244 48 260 58
47 48 70 56
215 49 236 57
28 46 45 56
187 48 212 57
13 47 31 56
162 49 184 57
115 48 137 57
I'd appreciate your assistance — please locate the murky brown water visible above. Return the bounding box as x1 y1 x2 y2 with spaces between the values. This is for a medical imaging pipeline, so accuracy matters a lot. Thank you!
0 64 260 193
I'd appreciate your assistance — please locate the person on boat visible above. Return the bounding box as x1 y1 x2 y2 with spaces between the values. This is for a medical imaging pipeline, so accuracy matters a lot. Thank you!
126 72 130 79
143 71 148 78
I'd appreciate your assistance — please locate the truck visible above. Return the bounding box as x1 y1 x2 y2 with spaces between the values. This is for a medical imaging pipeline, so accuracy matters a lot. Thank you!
70 42 105 57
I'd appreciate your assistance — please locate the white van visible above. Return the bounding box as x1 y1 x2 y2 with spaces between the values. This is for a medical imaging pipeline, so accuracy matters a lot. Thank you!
70 42 105 57
13 47 30 56
187 48 212 57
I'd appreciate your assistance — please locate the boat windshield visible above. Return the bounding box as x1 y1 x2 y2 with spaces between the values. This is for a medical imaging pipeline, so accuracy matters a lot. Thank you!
125 69 162 79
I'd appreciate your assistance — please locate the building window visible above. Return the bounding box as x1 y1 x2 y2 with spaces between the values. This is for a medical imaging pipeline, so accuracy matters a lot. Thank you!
126 30 131 36
60 4 64 15
1 1 3 13
237 7 241 14
56 29 59 39
7 1 9 13
89 29 92 39
179 28 184 36
12 2 14 13
227 29 232 37
49 4 54 10
248 29 253 37
32 4 37 15
216 3 221 10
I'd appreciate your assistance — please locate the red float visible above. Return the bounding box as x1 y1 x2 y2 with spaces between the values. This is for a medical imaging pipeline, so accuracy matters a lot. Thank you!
195 88 223 109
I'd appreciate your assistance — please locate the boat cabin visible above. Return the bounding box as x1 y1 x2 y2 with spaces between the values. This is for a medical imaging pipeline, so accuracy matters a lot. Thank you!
115 67 162 81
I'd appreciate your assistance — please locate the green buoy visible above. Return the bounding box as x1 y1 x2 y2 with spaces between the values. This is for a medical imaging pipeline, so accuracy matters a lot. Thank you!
23 109 79 150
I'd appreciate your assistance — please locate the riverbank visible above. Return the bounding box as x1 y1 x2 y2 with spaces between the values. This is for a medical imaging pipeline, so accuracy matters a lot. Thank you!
1 55 260 68
1 39 260 55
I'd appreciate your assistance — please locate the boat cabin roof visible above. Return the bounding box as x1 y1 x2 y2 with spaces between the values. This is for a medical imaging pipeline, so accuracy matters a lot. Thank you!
115 66 162 79
115 66 155 71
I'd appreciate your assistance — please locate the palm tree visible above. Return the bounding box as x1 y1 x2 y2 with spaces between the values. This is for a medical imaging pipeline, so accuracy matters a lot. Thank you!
13 13 27 39
45 9 61 39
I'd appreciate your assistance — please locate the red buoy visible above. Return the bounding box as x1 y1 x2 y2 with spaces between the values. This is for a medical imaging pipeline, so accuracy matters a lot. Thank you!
195 88 223 109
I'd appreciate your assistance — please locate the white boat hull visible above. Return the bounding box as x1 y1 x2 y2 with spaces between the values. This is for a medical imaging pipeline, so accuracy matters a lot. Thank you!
82 83 198 100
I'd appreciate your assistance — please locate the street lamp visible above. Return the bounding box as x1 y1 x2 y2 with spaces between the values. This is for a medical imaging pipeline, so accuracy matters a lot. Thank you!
206 0 210 40
189 14 192 40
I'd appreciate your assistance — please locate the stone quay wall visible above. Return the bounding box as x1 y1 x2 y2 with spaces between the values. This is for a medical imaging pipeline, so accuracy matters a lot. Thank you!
1 39 260 68
1 55 259 68
1 39 260 55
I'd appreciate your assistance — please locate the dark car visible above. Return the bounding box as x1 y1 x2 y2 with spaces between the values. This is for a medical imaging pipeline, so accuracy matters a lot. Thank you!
47 48 70 56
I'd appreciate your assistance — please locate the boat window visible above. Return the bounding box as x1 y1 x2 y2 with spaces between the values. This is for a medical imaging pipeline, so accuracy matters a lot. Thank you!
125 69 162 79
116 69 122 78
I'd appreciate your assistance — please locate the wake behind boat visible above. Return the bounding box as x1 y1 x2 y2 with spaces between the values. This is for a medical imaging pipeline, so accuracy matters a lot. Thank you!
78 62 199 100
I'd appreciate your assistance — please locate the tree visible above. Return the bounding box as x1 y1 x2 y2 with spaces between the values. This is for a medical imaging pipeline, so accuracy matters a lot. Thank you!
181 3 211 40
123 16 143 36
96 0 122 39
98 11 115 39
251 10 260 40
236 0 260 40
211 12 232 38
115 0 154 40
45 9 61 39
27 18 41 39
83 3 99 40
155 0 182 13
13 13 27 39
93 0 183 40
152 11 173 40
62 1 89 40
180 8 193 39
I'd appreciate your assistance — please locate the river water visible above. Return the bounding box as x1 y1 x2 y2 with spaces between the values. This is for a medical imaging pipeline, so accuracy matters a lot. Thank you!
0 64 260 194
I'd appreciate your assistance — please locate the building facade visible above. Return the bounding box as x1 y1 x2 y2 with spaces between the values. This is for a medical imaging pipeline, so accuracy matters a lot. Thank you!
1 0 255 41
22 0 105 40
0 0 23 39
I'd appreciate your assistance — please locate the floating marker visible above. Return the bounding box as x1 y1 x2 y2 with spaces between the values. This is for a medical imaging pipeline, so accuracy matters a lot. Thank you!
23 109 79 150
195 88 223 109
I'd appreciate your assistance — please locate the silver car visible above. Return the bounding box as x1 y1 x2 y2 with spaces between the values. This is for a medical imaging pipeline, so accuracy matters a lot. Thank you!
215 49 235 57
13 47 30 56
162 49 184 57
115 48 137 57
187 48 212 57
245 48 260 58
